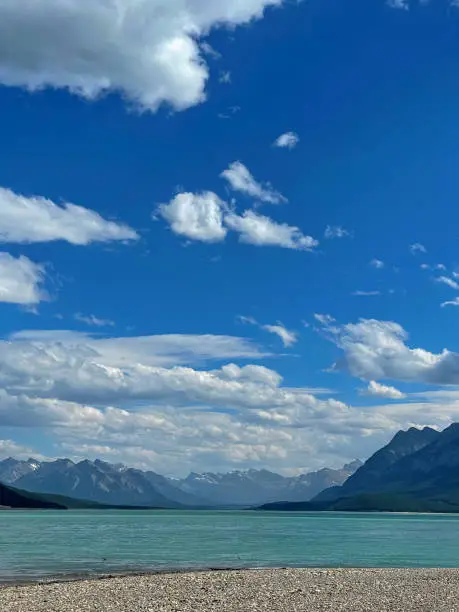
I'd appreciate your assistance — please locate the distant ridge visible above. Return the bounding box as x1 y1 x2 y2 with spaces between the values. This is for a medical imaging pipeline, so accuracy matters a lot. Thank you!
0 457 362 508
259 424 459 513
0 482 163 510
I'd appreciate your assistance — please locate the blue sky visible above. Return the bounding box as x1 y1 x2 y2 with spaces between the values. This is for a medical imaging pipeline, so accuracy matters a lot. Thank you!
2 0 459 476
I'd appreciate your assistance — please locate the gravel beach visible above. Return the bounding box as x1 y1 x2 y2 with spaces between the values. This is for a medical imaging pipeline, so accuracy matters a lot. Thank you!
2 568 459 611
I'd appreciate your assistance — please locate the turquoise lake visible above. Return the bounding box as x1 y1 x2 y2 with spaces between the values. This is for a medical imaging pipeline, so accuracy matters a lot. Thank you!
2 510 459 582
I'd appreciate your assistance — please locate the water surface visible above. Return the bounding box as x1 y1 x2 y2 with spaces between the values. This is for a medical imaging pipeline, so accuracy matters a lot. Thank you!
1 510 458 582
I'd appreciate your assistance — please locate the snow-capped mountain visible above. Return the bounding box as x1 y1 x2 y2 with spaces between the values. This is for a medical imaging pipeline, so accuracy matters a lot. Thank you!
0 457 362 507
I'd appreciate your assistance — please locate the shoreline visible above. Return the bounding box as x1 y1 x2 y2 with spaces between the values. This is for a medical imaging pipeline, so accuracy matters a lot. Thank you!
2 568 459 611
3 557 459 587
0 565 258 587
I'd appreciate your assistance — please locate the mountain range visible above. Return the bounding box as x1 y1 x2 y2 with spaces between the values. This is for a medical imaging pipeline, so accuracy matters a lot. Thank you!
0 457 362 508
260 424 459 513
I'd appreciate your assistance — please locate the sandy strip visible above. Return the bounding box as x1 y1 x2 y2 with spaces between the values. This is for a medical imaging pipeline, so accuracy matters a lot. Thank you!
1 568 459 611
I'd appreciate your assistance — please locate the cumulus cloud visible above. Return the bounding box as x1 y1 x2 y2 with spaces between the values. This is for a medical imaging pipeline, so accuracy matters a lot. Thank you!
0 328 372 475
221 162 287 204
0 253 47 304
362 380 406 400
319 317 459 387
158 191 227 242
0 0 285 113
159 193 318 252
324 226 352 239
273 132 299 149
0 186 138 245
225 210 318 251
4 327 459 473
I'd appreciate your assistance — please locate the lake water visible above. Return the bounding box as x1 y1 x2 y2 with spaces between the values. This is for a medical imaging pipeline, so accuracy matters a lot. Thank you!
1 510 459 582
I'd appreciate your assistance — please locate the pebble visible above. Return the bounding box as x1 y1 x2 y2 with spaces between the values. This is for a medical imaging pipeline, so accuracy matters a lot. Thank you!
1 568 459 611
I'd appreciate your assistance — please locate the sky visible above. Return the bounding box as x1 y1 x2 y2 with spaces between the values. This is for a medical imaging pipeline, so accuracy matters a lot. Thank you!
3 0 459 476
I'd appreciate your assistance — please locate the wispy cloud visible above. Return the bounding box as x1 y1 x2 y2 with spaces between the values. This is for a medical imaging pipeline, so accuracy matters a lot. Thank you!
352 290 381 297
239 316 298 347
435 276 459 290
441 297 459 308
221 162 287 204
324 226 352 239
262 324 298 347
225 210 318 251
314 314 336 326
219 71 232 84
386 0 409 9
370 259 385 269
74 314 115 328
200 42 221 60
410 243 427 254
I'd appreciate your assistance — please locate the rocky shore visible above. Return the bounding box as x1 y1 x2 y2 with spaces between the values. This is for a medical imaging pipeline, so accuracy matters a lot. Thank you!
1 568 459 611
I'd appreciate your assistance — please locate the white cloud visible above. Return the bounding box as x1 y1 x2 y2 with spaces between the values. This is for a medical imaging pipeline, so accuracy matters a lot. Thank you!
0 0 285 113
314 313 336 326
238 315 258 326
352 291 381 297
262 324 298 347
4 327 459 474
324 226 352 239
0 438 46 461
320 317 459 386
221 162 287 204
243 316 298 347
225 210 318 251
74 314 115 328
436 276 459 290
8 329 265 369
273 132 299 149
200 42 221 60
0 186 138 245
158 192 227 243
362 380 406 400
0 253 47 304
387 0 409 8
0 333 347 425
219 71 232 84
441 298 459 308
159 193 317 252
370 259 385 269
410 243 427 254
238 316 298 348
